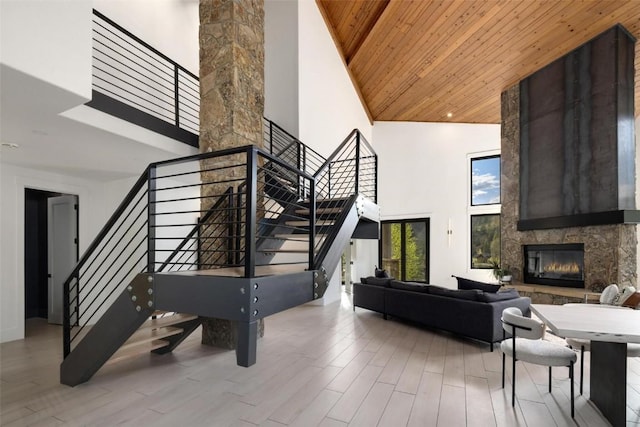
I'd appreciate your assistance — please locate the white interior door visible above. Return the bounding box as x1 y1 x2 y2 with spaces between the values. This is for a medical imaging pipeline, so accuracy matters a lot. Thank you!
48 195 78 324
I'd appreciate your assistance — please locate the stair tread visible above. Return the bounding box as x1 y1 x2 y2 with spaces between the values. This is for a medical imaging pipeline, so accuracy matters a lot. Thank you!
257 249 308 253
120 326 183 351
286 220 334 226
107 339 169 365
139 313 198 331
273 234 326 240
295 207 343 215
164 263 309 278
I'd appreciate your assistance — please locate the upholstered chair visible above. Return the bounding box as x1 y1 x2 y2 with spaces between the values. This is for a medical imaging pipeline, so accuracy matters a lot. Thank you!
501 307 577 418
566 336 640 395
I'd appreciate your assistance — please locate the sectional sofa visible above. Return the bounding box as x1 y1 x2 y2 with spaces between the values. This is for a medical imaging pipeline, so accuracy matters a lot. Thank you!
353 276 531 351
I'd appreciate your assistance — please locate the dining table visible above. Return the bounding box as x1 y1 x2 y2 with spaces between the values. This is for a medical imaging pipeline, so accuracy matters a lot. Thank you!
530 303 640 427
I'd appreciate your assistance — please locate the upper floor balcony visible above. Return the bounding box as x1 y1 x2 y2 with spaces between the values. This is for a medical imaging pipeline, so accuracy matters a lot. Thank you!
89 10 199 148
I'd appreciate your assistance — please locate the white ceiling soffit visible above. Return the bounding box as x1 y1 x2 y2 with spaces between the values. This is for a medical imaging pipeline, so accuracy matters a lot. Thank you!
0 64 197 181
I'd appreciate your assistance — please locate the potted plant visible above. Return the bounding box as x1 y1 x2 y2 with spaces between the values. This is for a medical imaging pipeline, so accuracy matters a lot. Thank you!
489 259 512 283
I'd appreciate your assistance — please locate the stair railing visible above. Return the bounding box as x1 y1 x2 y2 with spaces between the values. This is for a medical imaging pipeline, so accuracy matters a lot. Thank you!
89 9 199 146
311 129 377 267
62 145 315 358
263 118 326 176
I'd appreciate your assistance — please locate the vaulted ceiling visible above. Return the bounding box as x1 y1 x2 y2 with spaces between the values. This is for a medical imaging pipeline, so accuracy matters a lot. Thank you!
316 0 640 124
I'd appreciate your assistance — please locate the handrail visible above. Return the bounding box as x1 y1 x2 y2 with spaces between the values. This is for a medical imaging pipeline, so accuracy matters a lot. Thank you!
93 10 196 80
62 140 319 357
149 144 316 182
90 9 199 144
62 165 150 347
268 120 325 165
63 144 281 293
313 129 359 178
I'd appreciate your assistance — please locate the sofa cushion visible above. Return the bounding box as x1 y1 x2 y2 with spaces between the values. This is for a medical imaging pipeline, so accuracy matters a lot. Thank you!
389 280 430 293
361 276 391 287
455 276 501 293
428 287 482 301
375 267 390 278
478 288 520 302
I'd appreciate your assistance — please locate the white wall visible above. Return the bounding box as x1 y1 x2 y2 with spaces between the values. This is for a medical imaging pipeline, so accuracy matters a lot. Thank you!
264 0 299 136
297 1 372 157
373 121 501 288
0 165 113 342
93 0 199 75
295 1 374 303
0 0 93 103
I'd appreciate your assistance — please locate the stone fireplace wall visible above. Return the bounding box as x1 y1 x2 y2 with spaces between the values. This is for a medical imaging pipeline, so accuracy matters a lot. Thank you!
500 85 637 291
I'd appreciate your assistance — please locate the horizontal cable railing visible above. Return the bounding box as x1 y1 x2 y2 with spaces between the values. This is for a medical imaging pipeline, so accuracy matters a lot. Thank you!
62 145 315 357
263 119 326 176
91 9 199 142
311 130 377 267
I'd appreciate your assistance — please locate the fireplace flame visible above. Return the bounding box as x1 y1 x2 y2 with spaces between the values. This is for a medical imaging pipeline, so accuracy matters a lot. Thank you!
543 262 581 274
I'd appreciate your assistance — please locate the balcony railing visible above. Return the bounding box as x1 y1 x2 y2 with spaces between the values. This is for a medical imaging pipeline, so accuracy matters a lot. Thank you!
88 9 199 147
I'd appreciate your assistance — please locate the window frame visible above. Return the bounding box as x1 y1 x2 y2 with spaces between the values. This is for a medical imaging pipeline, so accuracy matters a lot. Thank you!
470 154 501 206
468 151 501 271
469 213 501 270
378 218 430 283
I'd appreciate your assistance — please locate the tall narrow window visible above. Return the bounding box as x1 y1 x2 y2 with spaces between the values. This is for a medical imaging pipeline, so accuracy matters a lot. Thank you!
380 219 429 282
471 155 500 206
469 153 501 270
470 214 500 269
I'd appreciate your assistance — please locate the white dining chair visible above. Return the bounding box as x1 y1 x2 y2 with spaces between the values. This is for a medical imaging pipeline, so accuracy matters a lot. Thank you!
566 337 640 395
501 307 577 418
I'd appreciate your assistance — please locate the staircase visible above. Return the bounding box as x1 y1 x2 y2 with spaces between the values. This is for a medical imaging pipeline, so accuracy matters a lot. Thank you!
60 120 379 386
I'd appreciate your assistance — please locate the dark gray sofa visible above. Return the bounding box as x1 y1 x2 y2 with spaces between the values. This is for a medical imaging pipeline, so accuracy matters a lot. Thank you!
353 277 531 351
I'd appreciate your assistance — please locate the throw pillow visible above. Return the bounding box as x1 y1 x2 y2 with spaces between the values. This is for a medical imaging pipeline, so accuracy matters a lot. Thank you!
615 286 637 306
621 291 640 309
455 276 501 293
375 266 390 278
600 284 619 305
428 287 482 301
478 288 520 302
389 280 430 293
363 276 392 287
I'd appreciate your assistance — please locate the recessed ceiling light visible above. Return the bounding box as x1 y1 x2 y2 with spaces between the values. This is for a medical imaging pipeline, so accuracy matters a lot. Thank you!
446 112 453 118
1 142 19 149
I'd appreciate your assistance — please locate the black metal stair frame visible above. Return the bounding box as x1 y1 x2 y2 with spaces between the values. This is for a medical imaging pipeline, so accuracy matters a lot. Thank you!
60 126 379 386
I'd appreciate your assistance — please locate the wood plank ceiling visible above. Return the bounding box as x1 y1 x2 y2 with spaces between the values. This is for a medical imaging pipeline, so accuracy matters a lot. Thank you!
316 0 640 124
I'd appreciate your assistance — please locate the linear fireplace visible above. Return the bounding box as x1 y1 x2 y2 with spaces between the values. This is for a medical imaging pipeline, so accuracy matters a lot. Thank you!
523 244 585 288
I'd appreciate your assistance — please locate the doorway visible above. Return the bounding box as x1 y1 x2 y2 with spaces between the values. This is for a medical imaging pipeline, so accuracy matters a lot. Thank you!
380 218 430 282
24 189 79 324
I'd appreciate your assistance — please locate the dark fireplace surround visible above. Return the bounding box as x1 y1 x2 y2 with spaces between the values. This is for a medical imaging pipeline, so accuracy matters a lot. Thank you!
518 25 638 232
500 24 638 292
523 244 585 289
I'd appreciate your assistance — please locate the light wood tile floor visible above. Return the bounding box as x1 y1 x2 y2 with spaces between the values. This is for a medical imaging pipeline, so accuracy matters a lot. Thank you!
2 293 639 426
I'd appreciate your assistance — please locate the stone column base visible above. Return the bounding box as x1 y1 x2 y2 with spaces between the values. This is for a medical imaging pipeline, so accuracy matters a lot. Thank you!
200 317 265 349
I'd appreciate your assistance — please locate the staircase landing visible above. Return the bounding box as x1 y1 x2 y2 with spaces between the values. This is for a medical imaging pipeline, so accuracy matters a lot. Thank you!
167 263 308 278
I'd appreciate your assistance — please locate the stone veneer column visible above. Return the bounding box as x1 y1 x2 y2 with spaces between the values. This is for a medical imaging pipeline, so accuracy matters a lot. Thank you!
500 85 637 296
199 0 265 348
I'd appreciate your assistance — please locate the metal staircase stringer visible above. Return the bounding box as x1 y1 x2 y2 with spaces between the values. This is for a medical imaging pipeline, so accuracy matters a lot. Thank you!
313 195 380 299
60 273 155 387
153 268 316 367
